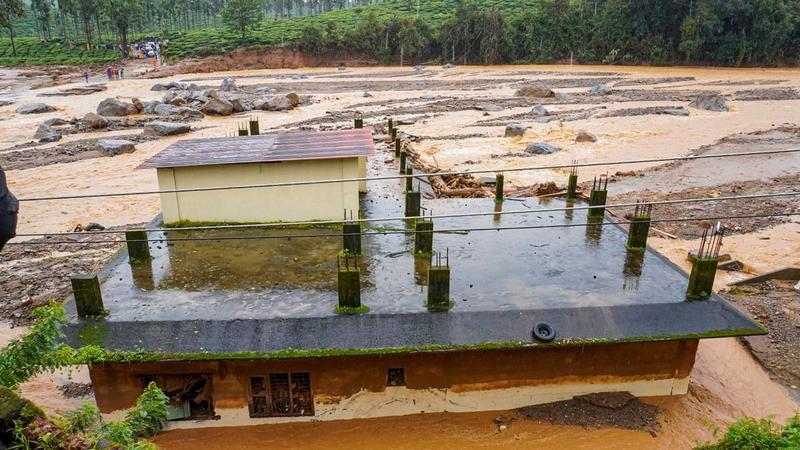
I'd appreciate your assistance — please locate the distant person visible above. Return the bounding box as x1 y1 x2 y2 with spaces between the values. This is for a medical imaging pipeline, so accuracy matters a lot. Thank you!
119 67 124 79
151 58 157 69
83 69 89 83
0 166 19 253
106 66 112 80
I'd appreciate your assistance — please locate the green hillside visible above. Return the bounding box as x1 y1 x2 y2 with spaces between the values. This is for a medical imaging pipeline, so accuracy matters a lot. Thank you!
162 0 539 60
0 38 119 67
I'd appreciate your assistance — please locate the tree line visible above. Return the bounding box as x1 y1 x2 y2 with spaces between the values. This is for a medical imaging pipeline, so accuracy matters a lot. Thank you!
3 0 800 66
1 0 389 56
294 0 800 66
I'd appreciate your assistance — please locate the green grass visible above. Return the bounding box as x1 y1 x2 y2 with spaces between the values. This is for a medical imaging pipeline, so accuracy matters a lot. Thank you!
162 0 539 60
0 37 119 66
696 415 800 450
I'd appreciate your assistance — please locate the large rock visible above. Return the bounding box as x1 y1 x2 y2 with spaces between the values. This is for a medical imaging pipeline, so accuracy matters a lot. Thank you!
153 102 197 117
142 101 161 115
504 124 528 138
96 139 136 156
83 112 110 129
689 94 729 112
143 121 190 136
200 97 234 116
97 98 137 117
33 124 61 142
286 92 301 107
590 84 612 96
220 77 237 92
131 98 144 113
575 131 598 142
515 84 555 98
16 103 55 114
227 95 251 113
43 117 68 126
151 81 186 91
256 96 293 111
530 105 549 116
524 142 560 155
0 386 40 432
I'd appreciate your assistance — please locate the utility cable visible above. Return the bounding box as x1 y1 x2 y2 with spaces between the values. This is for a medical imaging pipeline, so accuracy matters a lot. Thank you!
11 190 800 237
14 148 800 202
6 211 797 246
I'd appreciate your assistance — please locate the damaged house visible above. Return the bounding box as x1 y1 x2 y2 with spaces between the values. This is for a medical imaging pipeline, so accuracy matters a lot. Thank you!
63 127 763 427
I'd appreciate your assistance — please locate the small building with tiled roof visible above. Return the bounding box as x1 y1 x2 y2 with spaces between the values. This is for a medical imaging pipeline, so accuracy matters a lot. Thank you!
139 129 375 224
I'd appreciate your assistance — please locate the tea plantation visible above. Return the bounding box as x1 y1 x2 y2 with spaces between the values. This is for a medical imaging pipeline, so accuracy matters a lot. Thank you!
0 38 119 67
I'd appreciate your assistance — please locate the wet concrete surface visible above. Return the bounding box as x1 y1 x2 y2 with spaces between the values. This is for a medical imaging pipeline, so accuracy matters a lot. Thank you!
62 150 762 353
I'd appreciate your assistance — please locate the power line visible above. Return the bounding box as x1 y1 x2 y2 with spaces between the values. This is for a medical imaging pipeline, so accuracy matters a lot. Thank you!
6 212 797 246
14 148 800 202
11 190 800 237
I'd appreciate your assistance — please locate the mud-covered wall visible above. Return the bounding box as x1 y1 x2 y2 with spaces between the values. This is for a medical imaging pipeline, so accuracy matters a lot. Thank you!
90 340 699 413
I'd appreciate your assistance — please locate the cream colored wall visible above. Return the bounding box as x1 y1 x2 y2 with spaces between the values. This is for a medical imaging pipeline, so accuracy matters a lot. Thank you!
151 376 690 429
157 158 361 224
357 157 367 193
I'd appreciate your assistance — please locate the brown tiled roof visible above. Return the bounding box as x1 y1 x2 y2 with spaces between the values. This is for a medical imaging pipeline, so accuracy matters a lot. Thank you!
138 129 375 169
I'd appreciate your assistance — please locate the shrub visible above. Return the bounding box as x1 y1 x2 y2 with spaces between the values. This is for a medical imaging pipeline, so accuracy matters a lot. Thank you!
696 415 800 450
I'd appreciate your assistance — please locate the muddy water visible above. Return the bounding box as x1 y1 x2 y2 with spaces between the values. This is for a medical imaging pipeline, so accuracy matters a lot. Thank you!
2 64 799 447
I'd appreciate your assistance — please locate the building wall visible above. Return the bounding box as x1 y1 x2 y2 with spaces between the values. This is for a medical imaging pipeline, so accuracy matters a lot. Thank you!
90 340 699 427
157 158 361 224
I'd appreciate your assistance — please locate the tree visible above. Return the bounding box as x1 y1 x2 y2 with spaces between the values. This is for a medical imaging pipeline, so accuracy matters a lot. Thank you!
0 0 24 56
103 0 143 58
221 0 264 39
31 0 53 40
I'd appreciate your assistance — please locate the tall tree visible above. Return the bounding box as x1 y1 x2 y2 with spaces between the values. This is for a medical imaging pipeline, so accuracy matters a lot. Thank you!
221 0 263 39
0 0 25 55
103 0 143 57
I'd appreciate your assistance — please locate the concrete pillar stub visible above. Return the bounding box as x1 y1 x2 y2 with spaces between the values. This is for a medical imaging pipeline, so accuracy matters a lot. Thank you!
71 275 104 317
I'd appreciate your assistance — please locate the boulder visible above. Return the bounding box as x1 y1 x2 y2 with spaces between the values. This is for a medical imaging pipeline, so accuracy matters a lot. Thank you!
96 139 136 156
474 102 503 112
227 95 247 113
43 117 68 126
514 84 555 98
362 91 373 98
131 98 144 113
257 96 292 111
504 124 528 138
143 121 190 136
97 98 137 116
530 105 549 116
443 63 455 69
524 142 560 155
255 87 277 94
286 92 301 107
200 97 234 116
152 103 203 118
142 101 161 115
15 103 55 114
187 83 200 91
220 77 237 92
33 124 61 142
151 81 186 91
590 84 612 96
83 112 110 129
575 131 598 142
168 97 187 106
689 94 729 112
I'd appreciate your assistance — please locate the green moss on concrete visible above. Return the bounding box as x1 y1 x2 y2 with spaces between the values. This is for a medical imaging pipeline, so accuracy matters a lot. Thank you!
334 305 370 315
424 299 454 312
69 326 765 364
162 219 342 231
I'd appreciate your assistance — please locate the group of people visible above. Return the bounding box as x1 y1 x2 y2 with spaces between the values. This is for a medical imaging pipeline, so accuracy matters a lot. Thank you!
105 66 125 81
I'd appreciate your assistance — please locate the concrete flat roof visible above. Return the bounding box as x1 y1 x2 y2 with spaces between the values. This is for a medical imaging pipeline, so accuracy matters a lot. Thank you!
138 129 375 169
64 145 764 359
